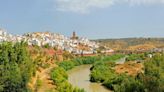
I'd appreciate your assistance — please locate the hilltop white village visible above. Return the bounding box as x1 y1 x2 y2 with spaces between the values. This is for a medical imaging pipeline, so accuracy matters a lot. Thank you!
0 28 114 55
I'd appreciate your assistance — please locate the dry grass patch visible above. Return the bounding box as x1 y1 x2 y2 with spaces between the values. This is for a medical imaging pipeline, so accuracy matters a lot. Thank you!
115 61 144 76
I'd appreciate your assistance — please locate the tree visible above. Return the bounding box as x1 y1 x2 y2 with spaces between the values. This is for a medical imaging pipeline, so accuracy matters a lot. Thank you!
0 42 34 92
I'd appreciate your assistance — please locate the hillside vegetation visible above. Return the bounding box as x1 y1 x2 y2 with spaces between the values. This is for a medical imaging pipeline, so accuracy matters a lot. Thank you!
95 38 164 50
0 42 74 92
0 42 35 92
90 53 164 92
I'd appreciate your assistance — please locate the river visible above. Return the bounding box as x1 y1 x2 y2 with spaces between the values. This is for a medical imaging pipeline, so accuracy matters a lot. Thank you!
67 57 126 92
67 65 111 92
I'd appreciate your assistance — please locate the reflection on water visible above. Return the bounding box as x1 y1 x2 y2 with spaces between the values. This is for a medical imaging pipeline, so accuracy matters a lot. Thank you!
68 65 111 92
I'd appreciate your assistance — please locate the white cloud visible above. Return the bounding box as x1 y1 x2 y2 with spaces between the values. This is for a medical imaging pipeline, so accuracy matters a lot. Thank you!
55 0 164 14
126 0 164 5
55 0 114 14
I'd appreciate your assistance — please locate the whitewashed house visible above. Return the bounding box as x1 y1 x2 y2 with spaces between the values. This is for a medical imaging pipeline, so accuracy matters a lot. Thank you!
30 38 41 46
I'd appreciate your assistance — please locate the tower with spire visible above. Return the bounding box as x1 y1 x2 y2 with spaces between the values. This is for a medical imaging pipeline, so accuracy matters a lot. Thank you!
71 31 78 40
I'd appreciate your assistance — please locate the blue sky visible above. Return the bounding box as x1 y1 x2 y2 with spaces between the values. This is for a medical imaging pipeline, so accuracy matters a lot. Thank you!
0 0 164 39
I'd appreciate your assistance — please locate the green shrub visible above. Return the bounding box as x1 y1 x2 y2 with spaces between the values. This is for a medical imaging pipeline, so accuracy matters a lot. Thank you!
90 61 116 82
36 79 42 88
50 67 85 92
51 67 68 84
58 61 75 71
126 53 146 61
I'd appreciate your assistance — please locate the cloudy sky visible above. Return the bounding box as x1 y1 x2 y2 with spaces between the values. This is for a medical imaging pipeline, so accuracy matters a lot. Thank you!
0 0 164 39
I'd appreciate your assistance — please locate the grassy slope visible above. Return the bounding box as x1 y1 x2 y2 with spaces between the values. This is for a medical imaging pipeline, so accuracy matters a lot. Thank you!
94 38 164 50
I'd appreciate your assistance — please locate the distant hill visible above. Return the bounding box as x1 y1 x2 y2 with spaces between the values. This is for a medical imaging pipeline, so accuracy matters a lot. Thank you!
94 38 164 50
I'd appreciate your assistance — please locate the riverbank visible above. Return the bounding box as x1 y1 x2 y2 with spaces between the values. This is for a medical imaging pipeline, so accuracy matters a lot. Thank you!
50 54 125 92
90 53 164 92
67 56 126 92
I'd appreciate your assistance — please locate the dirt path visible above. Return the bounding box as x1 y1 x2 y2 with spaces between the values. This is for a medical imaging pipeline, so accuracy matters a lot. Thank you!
37 64 57 92
115 56 127 64
28 63 57 92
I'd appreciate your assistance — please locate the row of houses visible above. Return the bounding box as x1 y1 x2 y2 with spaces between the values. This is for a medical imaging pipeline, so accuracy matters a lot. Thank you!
0 29 99 55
